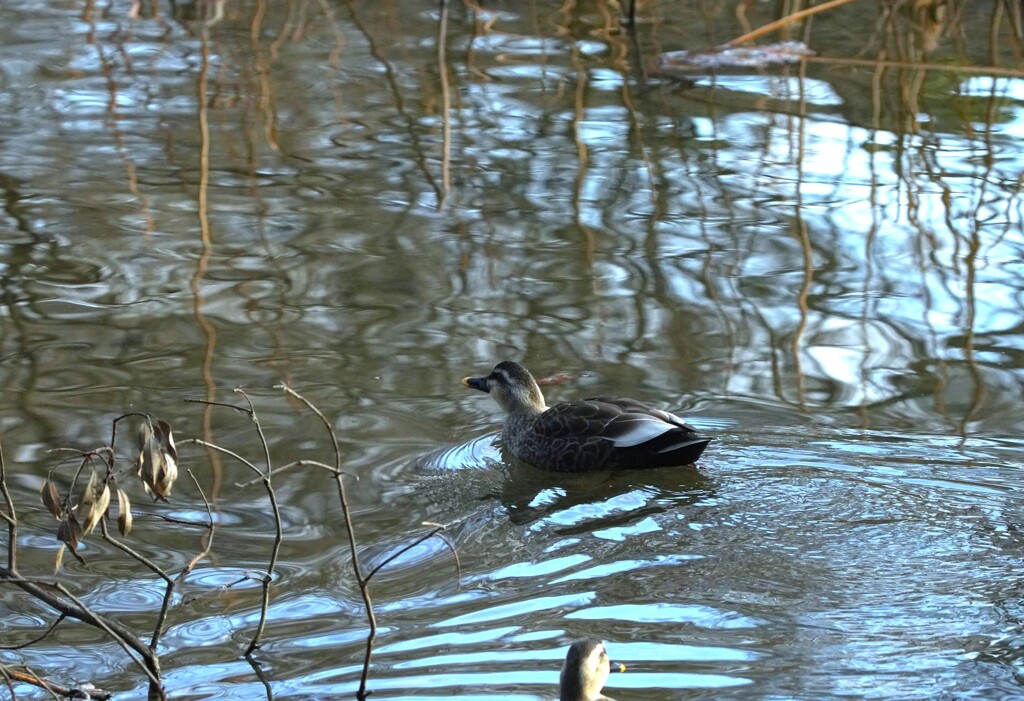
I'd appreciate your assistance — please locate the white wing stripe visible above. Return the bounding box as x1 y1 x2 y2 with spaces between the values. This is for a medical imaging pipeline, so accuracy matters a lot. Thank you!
608 417 675 447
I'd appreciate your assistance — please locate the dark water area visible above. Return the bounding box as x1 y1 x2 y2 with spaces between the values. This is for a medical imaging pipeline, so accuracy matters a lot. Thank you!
1 0 1023 698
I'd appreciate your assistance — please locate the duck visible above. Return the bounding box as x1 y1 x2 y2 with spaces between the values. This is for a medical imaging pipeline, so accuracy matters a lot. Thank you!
560 638 624 701
462 360 711 472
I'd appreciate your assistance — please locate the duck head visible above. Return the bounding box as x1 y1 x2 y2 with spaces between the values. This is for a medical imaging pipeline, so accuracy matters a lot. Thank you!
560 638 623 701
462 360 547 416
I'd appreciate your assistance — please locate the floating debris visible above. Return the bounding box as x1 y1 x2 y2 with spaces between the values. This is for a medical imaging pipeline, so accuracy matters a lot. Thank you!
658 41 815 71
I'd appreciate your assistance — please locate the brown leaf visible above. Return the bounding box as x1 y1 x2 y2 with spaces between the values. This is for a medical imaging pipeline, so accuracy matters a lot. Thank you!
41 478 63 520
79 469 111 537
156 419 178 464
116 487 133 536
137 418 178 500
57 510 82 551
137 420 165 499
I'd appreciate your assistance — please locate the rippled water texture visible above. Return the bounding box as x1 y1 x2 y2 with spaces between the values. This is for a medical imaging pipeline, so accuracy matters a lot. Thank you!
1 1 1023 699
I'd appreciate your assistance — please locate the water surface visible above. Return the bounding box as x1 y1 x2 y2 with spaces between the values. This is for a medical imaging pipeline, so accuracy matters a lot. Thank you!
1 1 1023 699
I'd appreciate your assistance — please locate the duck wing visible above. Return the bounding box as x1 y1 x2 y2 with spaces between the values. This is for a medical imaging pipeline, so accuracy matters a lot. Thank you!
585 396 703 440
527 398 709 470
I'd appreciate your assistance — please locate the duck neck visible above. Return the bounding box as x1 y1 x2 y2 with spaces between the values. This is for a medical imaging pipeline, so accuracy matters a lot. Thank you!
559 671 596 701
498 383 547 418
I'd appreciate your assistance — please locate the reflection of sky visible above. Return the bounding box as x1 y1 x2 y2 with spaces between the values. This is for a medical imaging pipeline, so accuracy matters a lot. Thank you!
960 76 1024 137
628 73 1024 419
3 7 1022 437
2 7 1023 701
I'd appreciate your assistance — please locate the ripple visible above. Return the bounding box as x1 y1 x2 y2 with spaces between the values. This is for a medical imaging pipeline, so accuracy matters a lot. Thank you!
413 433 503 473
183 567 266 590
568 603 763 629
85 578 170 611
434 592 597 628
550 553 704 584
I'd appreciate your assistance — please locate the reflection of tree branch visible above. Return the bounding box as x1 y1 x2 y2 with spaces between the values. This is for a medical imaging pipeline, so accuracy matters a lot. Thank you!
316 0 349 67
189 20 225 508
791 63 811 413
725 0 858 47
346 1 443 203
807 54 1024 77
85 0 155 234
438 0 452 202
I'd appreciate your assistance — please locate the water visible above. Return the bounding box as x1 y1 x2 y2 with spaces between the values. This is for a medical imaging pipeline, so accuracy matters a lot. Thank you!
1 0 1023 698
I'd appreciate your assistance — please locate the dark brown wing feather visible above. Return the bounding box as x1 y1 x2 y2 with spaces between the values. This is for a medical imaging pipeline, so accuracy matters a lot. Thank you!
520 397 710 471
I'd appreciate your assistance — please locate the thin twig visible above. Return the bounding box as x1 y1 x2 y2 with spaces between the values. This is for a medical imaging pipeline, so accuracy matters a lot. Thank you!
99 521 174 586
184 400 280 657
51 582 164 697
0 614 67 650
181 439 263 477
724 0 857 47
0 663 16 700
184 397 255 417
365 524 453 582
234 459 348 488
108 412 150 470
0 437 15 571
0 663 112 699
276 384 376 699
97 519 177 654
0 664 63 700
234 389 282 657
177 468 216 583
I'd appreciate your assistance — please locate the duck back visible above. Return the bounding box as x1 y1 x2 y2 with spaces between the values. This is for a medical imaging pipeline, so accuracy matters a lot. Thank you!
503 397 710 472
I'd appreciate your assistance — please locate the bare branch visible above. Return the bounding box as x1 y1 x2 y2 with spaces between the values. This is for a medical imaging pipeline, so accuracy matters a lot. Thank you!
177 468 216 583
276 384 376 698
365 524 451 582
234 459 349 489
184 398 254 417
51 582 164 697
0 662 112 700
0 570 164 697
276 384 342 472
99 520 174 586
0 437 16 571
0 664 62 700
204 391 282 658
180 439 263 477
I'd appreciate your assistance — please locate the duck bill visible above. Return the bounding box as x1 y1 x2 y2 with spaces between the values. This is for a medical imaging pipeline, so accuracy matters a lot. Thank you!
461 376 490 393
